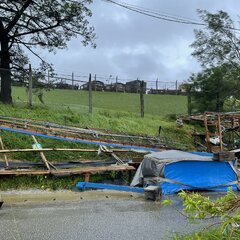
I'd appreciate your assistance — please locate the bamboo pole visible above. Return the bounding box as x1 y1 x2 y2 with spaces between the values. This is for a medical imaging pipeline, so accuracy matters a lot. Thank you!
0 119 159 141
0 165 135 176
31 135 51 171
0 136 8 167
0 148 132 154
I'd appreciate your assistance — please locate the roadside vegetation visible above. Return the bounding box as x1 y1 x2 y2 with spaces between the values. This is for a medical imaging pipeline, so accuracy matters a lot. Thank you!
169 189 240 240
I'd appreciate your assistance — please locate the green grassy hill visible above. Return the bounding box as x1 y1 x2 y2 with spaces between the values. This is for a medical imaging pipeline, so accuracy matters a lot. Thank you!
0 87 195 190
0 87 194 152
12 87 187 117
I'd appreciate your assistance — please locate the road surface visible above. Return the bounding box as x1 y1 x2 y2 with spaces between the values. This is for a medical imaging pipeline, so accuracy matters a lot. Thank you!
0 190 217 240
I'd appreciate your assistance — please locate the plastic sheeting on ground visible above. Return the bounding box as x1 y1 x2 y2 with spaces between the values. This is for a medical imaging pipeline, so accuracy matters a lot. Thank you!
131 150 239 194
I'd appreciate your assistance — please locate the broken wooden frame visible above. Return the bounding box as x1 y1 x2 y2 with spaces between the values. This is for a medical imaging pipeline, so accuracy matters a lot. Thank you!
183 112 240 153
0 115 180 150
0 133 138 180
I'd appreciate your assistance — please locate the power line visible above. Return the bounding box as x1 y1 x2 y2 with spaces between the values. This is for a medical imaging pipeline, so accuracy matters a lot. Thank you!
103 0 240 31
103 0 205 26
106 0 203 24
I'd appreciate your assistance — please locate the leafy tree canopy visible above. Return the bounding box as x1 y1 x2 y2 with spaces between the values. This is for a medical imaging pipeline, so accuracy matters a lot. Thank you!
191 10 240 68
0 0 96 103
188 64 240 112
189 10 240 113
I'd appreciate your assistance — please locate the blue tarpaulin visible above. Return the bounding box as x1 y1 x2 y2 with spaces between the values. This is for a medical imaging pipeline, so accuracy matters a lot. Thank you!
161 160 238 194
76 182 144 193
131 150 239 194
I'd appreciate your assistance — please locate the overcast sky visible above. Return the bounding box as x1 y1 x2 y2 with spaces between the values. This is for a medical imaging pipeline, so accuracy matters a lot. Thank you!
31 0 240 85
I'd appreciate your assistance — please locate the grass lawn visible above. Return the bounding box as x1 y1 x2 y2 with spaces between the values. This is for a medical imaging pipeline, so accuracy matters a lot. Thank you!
12 87 187 117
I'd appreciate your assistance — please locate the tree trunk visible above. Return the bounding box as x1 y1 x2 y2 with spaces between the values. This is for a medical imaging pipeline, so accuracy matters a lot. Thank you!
0 37 12 104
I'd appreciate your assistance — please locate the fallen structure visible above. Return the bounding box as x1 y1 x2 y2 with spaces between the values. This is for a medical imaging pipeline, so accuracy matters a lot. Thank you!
0 115 180 151
0 115 184 178
182 112 240 153
131 150 239 194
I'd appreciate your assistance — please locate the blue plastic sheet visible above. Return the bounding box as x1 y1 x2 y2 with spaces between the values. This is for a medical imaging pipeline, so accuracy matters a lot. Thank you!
131 150 239 194
161 160 238 194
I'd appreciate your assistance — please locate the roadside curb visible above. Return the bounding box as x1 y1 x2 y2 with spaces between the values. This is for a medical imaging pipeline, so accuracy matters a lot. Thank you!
0 189 143 205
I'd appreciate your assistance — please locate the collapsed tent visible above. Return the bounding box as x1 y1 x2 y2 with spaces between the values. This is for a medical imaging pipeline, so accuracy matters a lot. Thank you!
131 150 239 194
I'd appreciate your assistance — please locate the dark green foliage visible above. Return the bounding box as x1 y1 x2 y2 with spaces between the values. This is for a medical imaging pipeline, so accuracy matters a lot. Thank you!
191 10 240 68
189 65 240 112
189 10 240 113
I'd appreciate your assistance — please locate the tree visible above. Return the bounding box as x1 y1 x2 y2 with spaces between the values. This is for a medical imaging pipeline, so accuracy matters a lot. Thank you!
189 65 239 112
191 10 240 68
189 10 240 113
0 0 96 104
178 189 240 239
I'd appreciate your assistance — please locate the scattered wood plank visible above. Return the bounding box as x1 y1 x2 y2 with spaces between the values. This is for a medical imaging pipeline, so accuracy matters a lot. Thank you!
0 165 135 176
0 136 8 167
31 135 51 170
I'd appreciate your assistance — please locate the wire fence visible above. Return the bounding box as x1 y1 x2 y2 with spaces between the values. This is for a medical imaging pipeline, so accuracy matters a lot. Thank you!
0 67 185 93
0 67 187 117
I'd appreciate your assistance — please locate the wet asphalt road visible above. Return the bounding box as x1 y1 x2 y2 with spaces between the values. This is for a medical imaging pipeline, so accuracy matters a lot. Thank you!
0 193 215 240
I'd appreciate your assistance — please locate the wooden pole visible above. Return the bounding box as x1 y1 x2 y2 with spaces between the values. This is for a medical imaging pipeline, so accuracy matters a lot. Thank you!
0 136 8 167
156 78 158 90
0 165 135 176
28 64 33 107
217 114 223 151
94 74 97 91
31 135 51 171
140 80 144 118
116 76 118 92
175 80 178 95
89 73 92 113
204 113 211 152
72 72 74 89
0 148 131 154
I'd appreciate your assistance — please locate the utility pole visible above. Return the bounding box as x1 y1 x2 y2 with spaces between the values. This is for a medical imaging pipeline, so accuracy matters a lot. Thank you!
156 78 158 90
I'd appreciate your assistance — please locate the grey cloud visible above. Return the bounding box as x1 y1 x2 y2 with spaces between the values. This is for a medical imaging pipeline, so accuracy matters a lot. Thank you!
30 0 240 83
